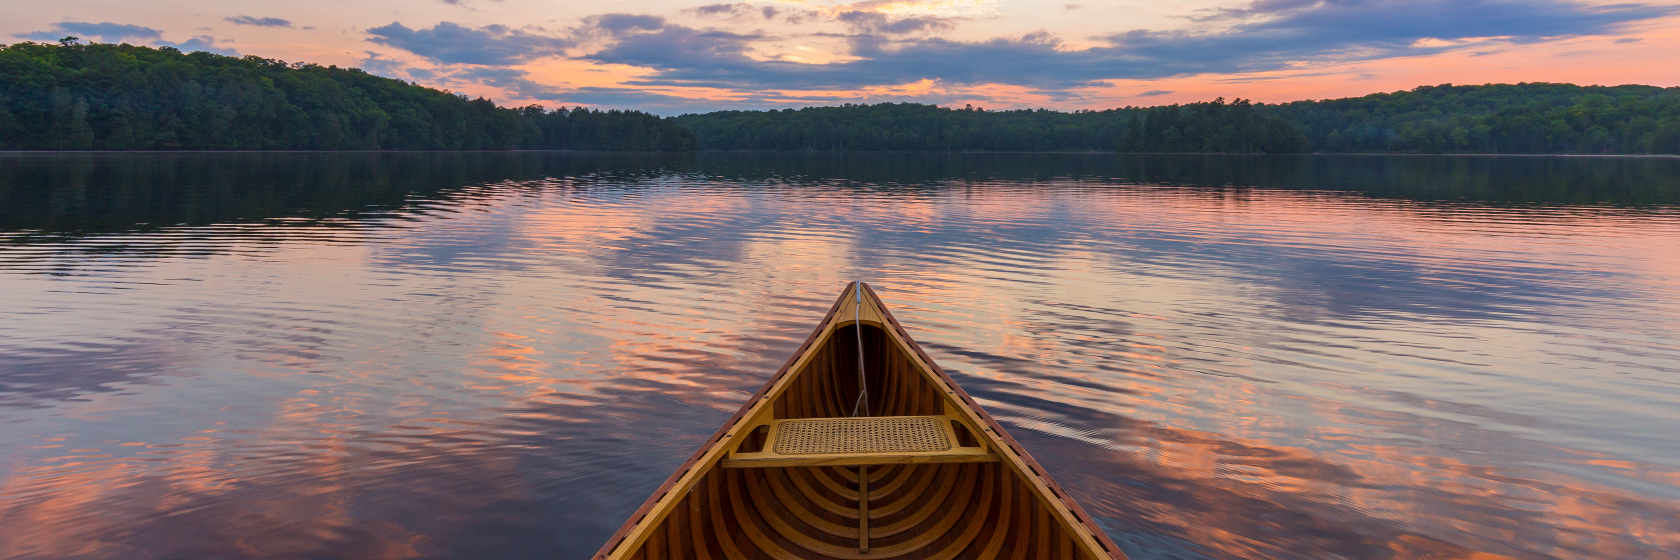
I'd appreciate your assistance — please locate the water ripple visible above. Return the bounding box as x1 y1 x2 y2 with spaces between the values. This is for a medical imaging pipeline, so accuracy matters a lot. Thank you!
2 153 1678 560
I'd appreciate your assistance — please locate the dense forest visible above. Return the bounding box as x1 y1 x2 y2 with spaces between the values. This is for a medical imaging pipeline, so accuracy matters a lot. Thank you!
674 100 1307 153
0 40 694 151
1263 83 1680 154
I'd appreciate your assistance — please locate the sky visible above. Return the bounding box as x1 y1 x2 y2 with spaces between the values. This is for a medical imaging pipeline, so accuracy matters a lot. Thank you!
7 0 1680 114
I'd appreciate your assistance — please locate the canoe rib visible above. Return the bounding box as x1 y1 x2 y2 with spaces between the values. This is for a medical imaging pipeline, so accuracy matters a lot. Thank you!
593 283 1127 560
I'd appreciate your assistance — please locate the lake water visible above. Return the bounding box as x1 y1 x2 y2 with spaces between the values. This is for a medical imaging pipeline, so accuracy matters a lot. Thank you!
2 152 1678 560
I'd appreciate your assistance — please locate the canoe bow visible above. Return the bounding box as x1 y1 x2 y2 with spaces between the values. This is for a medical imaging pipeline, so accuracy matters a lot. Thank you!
592 282 1127 560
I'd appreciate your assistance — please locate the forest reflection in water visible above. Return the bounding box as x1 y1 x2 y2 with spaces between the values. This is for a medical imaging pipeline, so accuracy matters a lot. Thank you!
1 152 1677 560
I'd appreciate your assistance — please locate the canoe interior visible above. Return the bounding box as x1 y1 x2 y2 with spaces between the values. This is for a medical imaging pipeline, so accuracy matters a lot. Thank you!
598 284 1124 560
774 324 940 420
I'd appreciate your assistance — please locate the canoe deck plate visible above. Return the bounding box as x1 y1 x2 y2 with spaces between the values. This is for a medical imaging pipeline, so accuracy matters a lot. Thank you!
775 416 952 455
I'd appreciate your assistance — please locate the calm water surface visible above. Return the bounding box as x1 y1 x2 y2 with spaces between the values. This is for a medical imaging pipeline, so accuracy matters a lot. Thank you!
2 153 1678 560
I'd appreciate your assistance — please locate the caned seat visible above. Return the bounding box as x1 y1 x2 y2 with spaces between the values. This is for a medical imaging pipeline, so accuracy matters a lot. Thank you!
723 415 998 468
776 416 951 455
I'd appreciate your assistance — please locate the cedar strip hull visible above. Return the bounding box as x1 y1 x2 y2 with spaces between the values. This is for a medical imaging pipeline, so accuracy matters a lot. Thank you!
594 283 1127 560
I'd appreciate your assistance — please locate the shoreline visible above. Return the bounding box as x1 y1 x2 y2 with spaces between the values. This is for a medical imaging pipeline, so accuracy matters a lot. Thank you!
2 150 1678 158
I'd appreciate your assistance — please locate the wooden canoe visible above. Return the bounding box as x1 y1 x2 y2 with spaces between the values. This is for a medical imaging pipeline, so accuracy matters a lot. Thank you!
593 282 1127 560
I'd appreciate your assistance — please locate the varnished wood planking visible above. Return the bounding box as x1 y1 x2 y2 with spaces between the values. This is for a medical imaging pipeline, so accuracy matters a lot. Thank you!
616 464 1098 559
595 283 1126 560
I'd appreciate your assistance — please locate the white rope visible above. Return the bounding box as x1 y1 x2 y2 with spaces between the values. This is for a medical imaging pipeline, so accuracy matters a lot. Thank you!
851 283 870 417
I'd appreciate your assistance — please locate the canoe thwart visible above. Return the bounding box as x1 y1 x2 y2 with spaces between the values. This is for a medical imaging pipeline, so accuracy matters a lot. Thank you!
723 415 998 468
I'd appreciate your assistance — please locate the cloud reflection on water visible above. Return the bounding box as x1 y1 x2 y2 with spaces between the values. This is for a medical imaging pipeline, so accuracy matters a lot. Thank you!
1 153 1678 560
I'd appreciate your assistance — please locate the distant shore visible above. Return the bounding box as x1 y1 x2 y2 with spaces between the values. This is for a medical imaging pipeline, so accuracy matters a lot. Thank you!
3 150 1678 158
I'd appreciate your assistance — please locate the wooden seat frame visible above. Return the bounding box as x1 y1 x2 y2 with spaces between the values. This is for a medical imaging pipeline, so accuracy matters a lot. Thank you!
722 412 1001 468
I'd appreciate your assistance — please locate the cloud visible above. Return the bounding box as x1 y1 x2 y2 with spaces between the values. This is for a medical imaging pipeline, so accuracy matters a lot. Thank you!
1078 0 1677 78
688 3 792 20
444 66 566 98
582 18 769 78
365 22 572 65
1065 4 1081 9
576 0 1676 92
156 35 239 56
397 65 574 102
589 26 1099 90
836 11 955 35
1204 0 1669 42
225 16 292 27
18 22 162 43
1136 90 1173 97
358 51 408 78
1615 37 1643 44
692 3 753 17
584 13 667 34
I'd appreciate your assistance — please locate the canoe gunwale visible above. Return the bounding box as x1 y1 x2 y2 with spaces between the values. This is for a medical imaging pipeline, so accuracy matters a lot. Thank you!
591 282 1127 560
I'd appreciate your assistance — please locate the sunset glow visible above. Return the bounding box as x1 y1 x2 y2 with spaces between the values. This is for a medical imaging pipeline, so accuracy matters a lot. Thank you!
6 0 1678 113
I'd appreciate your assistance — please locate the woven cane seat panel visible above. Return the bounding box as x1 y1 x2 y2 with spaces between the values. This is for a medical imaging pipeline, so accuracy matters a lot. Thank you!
774 416 952 455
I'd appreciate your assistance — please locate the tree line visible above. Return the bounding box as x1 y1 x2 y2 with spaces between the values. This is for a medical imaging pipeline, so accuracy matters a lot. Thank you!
0 40 695 151
673 99 1307 153
1264 83 1680 154
676 84 1680 154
